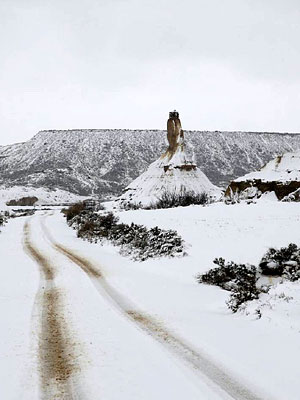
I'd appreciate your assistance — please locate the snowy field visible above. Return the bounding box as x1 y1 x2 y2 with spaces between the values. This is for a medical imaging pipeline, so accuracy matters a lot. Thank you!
0 185 86 209
1 201 300 399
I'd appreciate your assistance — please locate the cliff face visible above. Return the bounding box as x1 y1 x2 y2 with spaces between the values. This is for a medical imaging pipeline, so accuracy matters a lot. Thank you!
0 129 300 198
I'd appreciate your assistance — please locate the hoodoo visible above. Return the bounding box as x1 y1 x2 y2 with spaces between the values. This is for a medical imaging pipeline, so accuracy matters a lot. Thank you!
117 111 221 208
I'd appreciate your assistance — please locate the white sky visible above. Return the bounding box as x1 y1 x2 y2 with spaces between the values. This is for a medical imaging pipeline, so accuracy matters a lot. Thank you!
1 0 300 145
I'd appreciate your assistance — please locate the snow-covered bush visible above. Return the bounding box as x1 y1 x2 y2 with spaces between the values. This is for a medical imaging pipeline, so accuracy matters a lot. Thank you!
226 264 259 313
196 258 259 312
151 190 209 209
259 244 300 281
68 210 184 261
196 258 236 289
0 211 10 229
119 201 142 211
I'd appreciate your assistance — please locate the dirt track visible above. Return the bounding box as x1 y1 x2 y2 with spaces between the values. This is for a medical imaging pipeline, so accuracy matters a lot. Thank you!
24 221 81 400
41 214 264 400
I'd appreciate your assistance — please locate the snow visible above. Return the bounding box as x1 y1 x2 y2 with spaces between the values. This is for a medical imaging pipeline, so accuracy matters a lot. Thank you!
0 185 86 209
117 156 221 207
116 134 221 207
0 216 40 399
2 129 300 197
235 151 300 183
1 201 300 399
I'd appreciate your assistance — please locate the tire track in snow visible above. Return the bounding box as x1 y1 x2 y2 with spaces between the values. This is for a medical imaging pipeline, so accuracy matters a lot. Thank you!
24 220 82 400
42 215 268 400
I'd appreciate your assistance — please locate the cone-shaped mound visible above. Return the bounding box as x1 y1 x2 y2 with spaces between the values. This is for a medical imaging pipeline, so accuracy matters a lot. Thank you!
225 150 300 201
117 111 221 208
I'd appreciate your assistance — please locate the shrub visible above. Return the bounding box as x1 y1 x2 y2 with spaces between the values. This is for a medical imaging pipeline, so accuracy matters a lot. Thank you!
119 202 142 211
6 196 38 206
196 258 236 290
65 202 86 221
226 264 259 313
259 244 300 280
197 258 259 312
151 190 209 209
68 210 184 261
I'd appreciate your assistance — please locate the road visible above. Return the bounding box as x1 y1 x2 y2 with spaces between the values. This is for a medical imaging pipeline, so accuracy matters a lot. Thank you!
12 211 267 400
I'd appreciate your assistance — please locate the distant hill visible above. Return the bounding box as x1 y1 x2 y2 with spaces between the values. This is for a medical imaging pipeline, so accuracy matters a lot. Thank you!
0 129 300 198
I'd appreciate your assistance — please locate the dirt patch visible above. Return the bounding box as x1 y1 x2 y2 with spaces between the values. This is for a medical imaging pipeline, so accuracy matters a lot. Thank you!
127 311 171 342
39 287 81 398
24 222 54 280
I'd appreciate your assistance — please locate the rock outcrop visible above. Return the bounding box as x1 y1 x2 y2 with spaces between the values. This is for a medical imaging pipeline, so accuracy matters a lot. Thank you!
117 111 221 207
225 151 300 201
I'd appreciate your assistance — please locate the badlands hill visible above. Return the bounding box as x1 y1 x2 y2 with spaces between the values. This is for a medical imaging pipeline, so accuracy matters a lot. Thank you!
1 129 300 198
226 150 300 201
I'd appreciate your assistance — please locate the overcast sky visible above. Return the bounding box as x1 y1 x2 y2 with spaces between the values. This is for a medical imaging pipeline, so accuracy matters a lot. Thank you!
1 0 300 145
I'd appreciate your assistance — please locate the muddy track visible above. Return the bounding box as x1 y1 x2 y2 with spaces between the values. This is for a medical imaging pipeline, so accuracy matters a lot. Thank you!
42 216 267 400
24 221 81 400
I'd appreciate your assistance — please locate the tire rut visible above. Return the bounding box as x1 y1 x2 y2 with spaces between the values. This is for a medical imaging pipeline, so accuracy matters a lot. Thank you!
24 221 82 400
42 216 268 400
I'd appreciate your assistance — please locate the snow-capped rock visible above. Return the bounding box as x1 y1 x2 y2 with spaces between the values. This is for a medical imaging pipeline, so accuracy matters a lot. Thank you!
117 111 221 207
225 151 300 201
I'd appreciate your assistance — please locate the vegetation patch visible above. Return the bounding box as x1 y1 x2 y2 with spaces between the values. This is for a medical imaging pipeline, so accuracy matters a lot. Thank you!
120 190 209 210
259 243 300 281
197 243 300 312
196 258 259 312
6 196 38 206
0 211 9 227
66 204 184 261
151 190 209 209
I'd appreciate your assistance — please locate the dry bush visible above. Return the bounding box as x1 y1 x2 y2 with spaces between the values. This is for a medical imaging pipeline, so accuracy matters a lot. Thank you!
65 202 86 221
6 196 38 206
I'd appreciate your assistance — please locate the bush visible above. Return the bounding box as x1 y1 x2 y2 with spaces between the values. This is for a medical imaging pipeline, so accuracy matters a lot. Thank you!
196 258 259 312
226 264 259 313
259 244 300 281
0 211 11 228
151 190 209 209
65 202 86 221
6 196 38 206
68 210 184 261
196 258 236 289
119 202 142 211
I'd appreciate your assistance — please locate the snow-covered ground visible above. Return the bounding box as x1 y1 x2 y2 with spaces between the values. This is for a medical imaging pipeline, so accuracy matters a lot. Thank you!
1 201 300 399
0 185 87 209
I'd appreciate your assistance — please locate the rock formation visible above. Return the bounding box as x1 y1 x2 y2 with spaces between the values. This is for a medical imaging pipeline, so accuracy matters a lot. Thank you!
225 150 300 201
117 111 221 208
